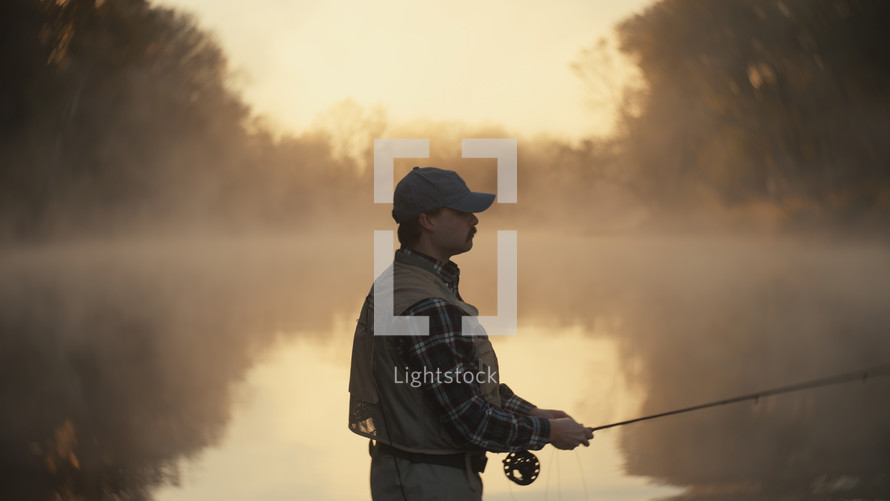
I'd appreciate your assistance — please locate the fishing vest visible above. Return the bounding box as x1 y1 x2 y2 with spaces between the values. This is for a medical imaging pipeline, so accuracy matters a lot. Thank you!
348 250 502 454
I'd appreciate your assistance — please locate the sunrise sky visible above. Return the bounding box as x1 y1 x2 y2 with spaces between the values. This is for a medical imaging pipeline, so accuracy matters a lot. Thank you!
140 2 674 499
151 0 653 141
6 2 890 501
135 5 661 494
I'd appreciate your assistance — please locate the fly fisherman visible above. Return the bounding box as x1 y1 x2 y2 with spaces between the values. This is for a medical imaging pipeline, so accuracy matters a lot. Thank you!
348 166 593 500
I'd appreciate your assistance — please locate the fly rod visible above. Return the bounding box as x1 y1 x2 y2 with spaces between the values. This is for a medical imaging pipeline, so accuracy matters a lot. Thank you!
587 362 890 433
503 362 890 486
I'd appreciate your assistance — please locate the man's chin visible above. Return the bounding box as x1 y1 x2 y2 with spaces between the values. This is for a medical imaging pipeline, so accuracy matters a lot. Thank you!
452 241 473 256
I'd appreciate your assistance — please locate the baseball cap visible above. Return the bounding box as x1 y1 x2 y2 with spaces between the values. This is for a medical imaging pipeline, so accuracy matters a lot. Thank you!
392 166 496 223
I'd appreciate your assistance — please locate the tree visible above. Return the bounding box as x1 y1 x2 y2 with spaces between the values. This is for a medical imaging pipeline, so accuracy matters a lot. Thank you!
591 0 890 230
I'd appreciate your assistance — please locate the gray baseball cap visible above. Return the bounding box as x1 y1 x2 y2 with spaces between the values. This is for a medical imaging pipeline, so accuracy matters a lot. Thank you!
392 166 496 223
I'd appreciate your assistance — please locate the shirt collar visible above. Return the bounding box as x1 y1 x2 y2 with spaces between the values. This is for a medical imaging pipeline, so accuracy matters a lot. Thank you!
397 247 461 288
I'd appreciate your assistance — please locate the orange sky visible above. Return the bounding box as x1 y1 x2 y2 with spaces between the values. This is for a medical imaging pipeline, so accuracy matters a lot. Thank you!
140 4 674 499
151 0 652 141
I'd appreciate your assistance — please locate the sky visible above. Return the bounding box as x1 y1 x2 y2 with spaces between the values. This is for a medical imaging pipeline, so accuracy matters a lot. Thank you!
5 2 890 501
151 0 653 141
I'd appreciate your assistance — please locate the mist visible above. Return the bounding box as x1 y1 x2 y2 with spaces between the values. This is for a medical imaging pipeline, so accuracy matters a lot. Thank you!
507 235 890 499
0 236 370 500
2 0 890 499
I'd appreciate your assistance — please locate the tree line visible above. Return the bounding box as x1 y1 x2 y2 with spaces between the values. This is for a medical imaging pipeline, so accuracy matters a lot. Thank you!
2 0 888 241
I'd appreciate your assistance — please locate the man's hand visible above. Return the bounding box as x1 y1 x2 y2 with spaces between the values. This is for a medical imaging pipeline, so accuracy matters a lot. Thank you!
548 417 594 450
529 408 570 420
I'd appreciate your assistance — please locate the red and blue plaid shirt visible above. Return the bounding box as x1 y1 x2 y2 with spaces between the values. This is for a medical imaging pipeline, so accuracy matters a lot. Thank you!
391 247 550 452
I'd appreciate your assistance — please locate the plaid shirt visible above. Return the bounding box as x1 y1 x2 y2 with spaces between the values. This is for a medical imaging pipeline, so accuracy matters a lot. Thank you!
391 248 550 452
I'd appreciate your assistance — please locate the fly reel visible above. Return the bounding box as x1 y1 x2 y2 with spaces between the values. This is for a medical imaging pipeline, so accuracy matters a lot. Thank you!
502 450 540 485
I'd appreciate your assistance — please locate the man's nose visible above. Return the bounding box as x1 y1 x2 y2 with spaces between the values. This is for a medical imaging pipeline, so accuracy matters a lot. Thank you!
470 214 479 225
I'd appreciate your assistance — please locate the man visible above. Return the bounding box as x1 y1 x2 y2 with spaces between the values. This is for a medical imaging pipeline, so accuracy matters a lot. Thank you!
348 166 593 500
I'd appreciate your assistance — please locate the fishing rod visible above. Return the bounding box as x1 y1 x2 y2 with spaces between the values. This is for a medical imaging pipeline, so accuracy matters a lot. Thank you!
502 362 890 486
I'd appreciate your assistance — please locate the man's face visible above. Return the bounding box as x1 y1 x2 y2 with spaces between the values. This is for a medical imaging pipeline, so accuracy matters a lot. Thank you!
428 208 479 258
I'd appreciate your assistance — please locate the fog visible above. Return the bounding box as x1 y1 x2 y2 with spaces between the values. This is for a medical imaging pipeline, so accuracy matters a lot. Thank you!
3 232 889 500
3 0 890 499
0 235 366 499
516 235 890 499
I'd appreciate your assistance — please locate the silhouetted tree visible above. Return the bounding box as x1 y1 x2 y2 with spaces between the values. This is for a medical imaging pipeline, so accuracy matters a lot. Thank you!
585 0 890 230
0 0 369 240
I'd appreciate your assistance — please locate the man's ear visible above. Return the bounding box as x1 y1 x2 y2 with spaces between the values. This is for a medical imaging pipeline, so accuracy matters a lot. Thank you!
418 212 437 232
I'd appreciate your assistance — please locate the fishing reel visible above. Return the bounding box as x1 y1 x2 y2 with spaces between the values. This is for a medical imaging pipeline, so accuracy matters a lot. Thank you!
502 450 540 485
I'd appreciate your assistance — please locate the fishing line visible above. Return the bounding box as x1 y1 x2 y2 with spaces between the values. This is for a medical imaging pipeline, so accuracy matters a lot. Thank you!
543 447 557 500
506 472 518 501
588 362 890 433
573 450 590 501
504 362 890 486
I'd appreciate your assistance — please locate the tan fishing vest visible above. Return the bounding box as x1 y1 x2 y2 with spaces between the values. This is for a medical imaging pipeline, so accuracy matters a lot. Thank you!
348 250 502 454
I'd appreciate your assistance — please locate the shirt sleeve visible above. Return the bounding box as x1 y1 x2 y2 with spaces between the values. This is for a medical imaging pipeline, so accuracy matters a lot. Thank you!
395 298 550 452
499 384 538 415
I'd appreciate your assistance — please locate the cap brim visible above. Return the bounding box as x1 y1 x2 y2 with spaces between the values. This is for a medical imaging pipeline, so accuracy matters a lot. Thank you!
446 191 496 213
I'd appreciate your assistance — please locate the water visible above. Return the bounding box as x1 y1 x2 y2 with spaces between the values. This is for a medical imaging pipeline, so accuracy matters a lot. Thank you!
3 231 889 500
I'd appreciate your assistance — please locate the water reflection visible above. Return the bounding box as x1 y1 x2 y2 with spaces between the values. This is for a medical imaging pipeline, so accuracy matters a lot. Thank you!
155 327 676 501
2 233 888 500
0 235 364 500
